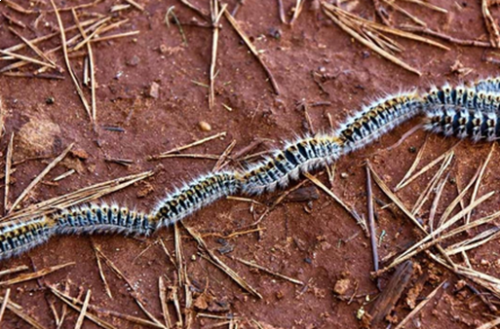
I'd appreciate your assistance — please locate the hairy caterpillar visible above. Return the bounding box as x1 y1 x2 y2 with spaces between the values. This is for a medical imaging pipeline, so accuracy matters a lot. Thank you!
423 106 499 142
54 205 155 236
336 92 423 154
475 77 500 93
153 172 242 226
0 217 55 261
241 136 342 194
424 84 500 112
3 80 500 262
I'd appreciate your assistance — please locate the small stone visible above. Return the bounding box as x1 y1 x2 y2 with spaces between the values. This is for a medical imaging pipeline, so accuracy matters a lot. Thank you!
46 97 55 105
408 146 417 153
127 55 140 66
198 121 211 132
159 44 168 54
148 82 160 99
333 278 350 295
340 172 348 179
71 149 89 160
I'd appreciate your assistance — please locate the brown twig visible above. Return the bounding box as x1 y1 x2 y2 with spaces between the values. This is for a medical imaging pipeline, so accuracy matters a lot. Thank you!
4 133 13 215
322 4 421 75
365 163 380 290
149 132 226 159
482 0 500 47
209 1 227 109
9 143 73 213
305 172 368 235
49 0 92 120
394 281 446 329
224 11 281 94
0 262 75 286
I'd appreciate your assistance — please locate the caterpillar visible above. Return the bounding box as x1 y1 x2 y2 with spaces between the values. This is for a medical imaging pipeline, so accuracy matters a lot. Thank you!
153 171 242 226
54 204 155 236
0 217 55 261
475 77 500 93
241 136 342 194
424 84 500 113
2 79 500 262
336 92 423 154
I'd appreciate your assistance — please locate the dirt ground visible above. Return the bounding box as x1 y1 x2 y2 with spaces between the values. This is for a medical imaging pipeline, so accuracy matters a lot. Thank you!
1 0 500 328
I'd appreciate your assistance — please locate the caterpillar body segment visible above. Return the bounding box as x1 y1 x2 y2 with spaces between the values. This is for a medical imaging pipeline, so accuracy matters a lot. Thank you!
475 77 500 93
0 217 55 260
424 85 500 113
54 205 156 236
153 172 242 227
241 136 343 194
423 106 499 142
337 92 423 153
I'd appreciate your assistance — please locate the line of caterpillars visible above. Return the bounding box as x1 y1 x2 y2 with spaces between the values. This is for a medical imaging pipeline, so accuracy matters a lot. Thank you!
2 77 500 261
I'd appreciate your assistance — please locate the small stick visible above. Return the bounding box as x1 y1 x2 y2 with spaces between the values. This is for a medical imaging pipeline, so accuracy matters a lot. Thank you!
8 28 58 68
394 281 446 329
467 143 495 225
0 49 55 69
72 9 97 122
290 0 305 25
438 165 481 226
91 31 140 43
0 289 10 324
49 0 92 120
4 0 36 14
209 1 227 109
234 257 304 285
9 143 73 213
322 7 421 75
213 140 236 171
124 0 145 11
178 0 210 19
305 172 368 235
372 0 392 26
53 169 76 182
183 223 262 298
365 163 380 290
277 0 287 24
74 290 91 329
0 265 28 277
385 195 497 272
428 174 448 233
395 136 428 189
224 11 281 94
368 164 425 232
2 12 26 29
0 262 75 286
369 261 413 325
92 241 113 299
46 0 104 12
395 141 460 191
0 296 47 329
411 151 454 216
159 277 173 329
166 7 188 46
4 133 14 214
49 287 117 329
382 0 426 26
149 132 226 158
400 25 492 47
482 0 500 47
398 0 447 13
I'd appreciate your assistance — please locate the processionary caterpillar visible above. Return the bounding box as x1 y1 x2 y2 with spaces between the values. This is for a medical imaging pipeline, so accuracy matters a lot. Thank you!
2 78 498 261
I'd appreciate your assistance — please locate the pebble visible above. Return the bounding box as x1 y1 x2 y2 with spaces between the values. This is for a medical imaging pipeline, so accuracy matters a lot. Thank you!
149 82 160 99
198 121 212 132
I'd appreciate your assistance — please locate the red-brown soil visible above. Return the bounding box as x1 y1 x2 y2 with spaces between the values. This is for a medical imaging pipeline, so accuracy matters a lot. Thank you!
1 0 500 328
